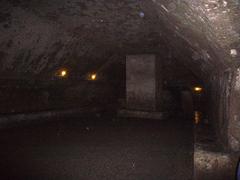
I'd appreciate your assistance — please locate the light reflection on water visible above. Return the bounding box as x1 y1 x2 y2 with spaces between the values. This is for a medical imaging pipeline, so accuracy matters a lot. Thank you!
194 111 201 124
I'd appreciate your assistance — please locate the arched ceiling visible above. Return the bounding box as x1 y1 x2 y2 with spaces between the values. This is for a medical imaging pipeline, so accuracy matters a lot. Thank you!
154 0 240 74
0 0 239 80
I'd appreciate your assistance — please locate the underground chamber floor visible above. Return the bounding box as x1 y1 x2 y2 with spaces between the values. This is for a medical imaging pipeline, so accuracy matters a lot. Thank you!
0 115 193 180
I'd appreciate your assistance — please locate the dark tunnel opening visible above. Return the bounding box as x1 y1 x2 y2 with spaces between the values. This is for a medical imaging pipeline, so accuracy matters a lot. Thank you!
0 0 240 179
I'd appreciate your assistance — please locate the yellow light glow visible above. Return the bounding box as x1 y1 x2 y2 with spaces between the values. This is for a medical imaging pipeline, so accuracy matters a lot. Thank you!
194 111 201 124
91 74 97 80
194 87 203 92
60 70 67 77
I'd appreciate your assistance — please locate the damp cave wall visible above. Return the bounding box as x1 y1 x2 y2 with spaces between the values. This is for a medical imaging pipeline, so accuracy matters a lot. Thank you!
207 68 240 152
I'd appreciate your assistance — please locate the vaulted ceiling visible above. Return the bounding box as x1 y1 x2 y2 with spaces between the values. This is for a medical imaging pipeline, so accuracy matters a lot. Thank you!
0 0 239 80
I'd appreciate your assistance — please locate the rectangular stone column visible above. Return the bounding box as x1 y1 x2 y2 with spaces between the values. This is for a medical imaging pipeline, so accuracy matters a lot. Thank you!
126 54 156 111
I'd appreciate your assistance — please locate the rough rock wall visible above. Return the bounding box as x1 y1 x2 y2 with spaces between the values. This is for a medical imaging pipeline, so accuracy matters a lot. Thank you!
1 0 240 77
0 81 115 114
152 0 240 152
208 68 240 152
228 68 240 151
152 0 240 73
0 0 163 77
208 71 231 150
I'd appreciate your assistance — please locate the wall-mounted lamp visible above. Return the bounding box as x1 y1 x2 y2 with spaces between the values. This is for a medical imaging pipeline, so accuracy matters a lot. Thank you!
194 86 203 93
90 73 97 80
60 70 67 77
56 69 68 78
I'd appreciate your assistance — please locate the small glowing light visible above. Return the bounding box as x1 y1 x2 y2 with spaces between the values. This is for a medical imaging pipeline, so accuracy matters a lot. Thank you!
91 74 97 80
194 87 203 92
60 70 67 77
194 111 201 124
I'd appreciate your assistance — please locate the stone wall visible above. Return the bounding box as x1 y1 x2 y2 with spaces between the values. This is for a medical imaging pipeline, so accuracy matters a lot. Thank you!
0 81 115 114
228 68 240 151
208 68 240 152
207 72 230 150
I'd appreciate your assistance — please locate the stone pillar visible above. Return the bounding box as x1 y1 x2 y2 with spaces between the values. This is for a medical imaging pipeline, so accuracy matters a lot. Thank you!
126 54 157 111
